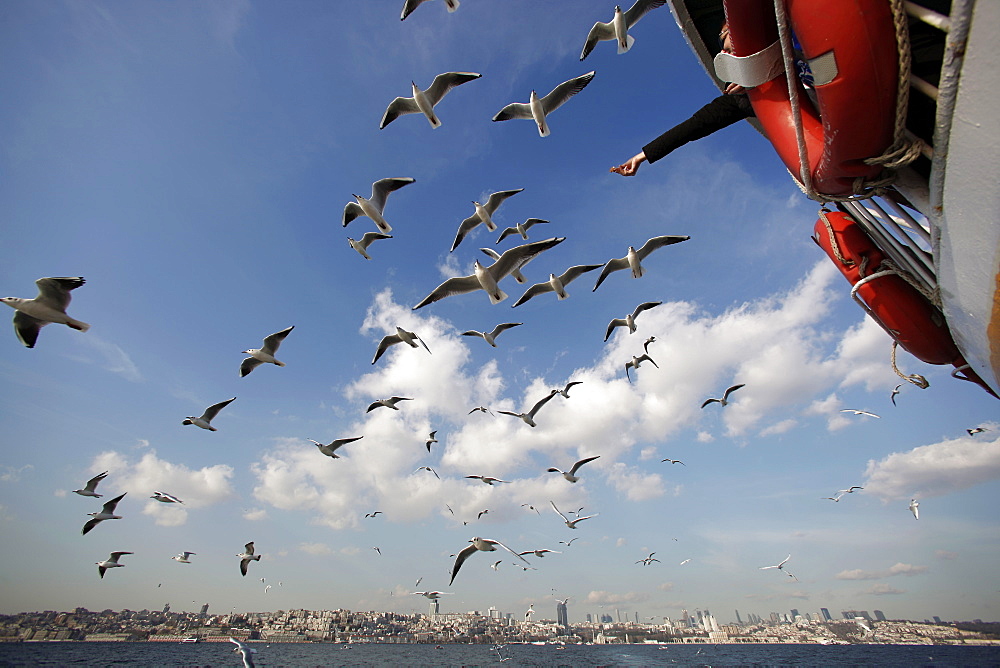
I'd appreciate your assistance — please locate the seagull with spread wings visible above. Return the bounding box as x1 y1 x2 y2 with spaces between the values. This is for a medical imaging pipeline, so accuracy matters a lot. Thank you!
593 235 690 291
2 276 90 348
372 326 431 364
605 301 662 341
96 551 132 579
238 542 261 576
366 397 413 412
498 390 559 428
348 232 393 260
496 218 550 244
512 263 604 307
450 189 524 251
240 326 293 377
308 436 362 459
550 501 598 529
73 471 109 498
547 455 601 483
462 322 522 347
342 177 415 233
580 0 667 60
82 493 127 535
841 409 881 418
182 397 236 431
150 491 183 504
493 72 595 137
701 384 745 408
380 72 481 129
625 354 658 382
554 381 583 398
450 537 530 585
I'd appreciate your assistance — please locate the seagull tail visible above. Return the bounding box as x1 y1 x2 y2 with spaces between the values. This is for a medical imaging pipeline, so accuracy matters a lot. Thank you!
633 266 645 279
447 0 459 11
617 34 636 55
274 360 286 367
67 318 90 332
488 288 509 305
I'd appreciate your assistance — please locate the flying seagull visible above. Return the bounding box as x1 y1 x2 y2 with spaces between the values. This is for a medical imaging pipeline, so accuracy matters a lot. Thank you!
558 538 580 547
73 471 108 498
465 475 509 485
547 455 601 483
580 0 667 60
414 237 565 309
366 396 413 412
450 189 524 252
462 322 522 347
171 551 196 564
96 551 132 579
550 501 598 529
425 430 438 452
477 509 490 520
909 498 919 520
372 326 431 364
373 546 382 555
400 0 459 20
661 458 685 465
625 354 658 382
82 493 127 535
2 277 90 348
512 263 604 307
823 494 844 502
838 486 864 494
841 409 881 418
229 637 257 668
521 503 541 514
468 405 494 416
480 247 529 284
240 326 293 377
413 590 453 600
518 548 562 558
238 542 261 576
414 466 440 479
182 397 236 431
497 218 550 245
343 177 415 233
365 511 383 518
643 336 656 354
308 435 363 459
701 384 745 408
150 491 183 504
492 71 596 137
759 554 794 578
498 390 558 427
381 72 481 129
967 427 988 435
348 232 393 260
554 381 583 398
450 537 530 585
890 383 902 406
636 552 661 566
491 560 502 570
524 604 535 621
605 301 663 341
593 235 690 291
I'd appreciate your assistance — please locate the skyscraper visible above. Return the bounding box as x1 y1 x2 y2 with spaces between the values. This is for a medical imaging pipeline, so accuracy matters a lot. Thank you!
556 600 568 629
874 610 886 621
199 603 209 617
820 608 832 622
429 599 439 616
735 609 742 624
790 608 800 620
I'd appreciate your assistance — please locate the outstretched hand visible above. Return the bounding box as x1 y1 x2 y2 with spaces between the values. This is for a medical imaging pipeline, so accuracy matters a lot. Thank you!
610 151 647 177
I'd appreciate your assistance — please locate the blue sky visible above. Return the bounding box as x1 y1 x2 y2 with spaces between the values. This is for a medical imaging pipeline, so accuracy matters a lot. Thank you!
1 0 997 624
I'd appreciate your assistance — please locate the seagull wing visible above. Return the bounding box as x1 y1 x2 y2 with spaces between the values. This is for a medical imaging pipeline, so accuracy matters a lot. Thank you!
343 201 365 227
12 311 46 348
492 101 533 122
490 538 531 563
329 436 363 452
527 390 558 417
372 334 403 365
84 471 109 492
538 71 595 115
633 301 663 317
490 322 522 338
558 263 604 285
424 72 482 106
380 96 420 129
260 326 294 355
638 353 658 368
701 398 721 409
35 277 84 310
580 21 614 60
240 357 263 377
522 218 548 231
449 543 479 585
496 227 519 244
369 177 416 212
722 383 745 400
569 455 600 475
400 0 430 20
550 500 570 523
592 257 629 291
623 0 667 28
512 281 554 307
412 274 481 310
202 397 236 422
82 518 101 535
102 492 127 513
605 318 627 341
488 237 566 281
634 234 691 260
451 214 485 252
482 188 524 215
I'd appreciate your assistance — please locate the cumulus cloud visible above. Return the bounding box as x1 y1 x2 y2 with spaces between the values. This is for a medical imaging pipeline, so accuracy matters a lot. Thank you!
863 431 1000 499
298 542 334 556
586 590 650 605
863 583 905 596
657 582 674 592
243 508 268 521
836 563 927 580
88 449 235 526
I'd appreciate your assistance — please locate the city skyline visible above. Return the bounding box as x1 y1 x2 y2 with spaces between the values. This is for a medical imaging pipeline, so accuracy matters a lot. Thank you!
1 0 998 624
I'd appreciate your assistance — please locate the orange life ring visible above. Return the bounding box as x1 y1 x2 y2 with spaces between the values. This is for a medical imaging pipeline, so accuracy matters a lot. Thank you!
723 0 898 196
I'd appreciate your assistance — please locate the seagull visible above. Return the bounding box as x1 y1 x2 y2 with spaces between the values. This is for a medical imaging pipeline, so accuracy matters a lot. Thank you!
498 389 559 427
840 409 881 418
342 177 415 233
366 396 413 412
465 475 509 485
558 538 580 547
636 552 661 566
450 189 524 252
372 326 431 364
550 501 598 529
518 549 561 558
414 237 565 308
264 584 271 593
307 436 362 459
182 397 236 431
643 336 656 354
838 486 864 494
380 72 481 129
150 491 183 504
229 637 257 668
823 494 844 502
480 247 529 284
477 509 490 520
400 0 459 20
890 383 902 406
239 326 293 377
348 232 393 260
512 263 604 307
414 577 423 587
547 455 601 483
497 218 550 245
625 354 658 382
661 458 685 465
524 604 535 621
373 546 381 555
364 511 383 518
413 590 453 600
449 537 530 585
468 406 494 416
425 430 438 452
579 0 667 60
96 551 132 579
238 542 261 576
415 466 440 479
909 498 919 520
462 322 522 347
491 560 502 570
521 503 540 514
2 277 90 348
679 558 691 565
73 471 108 498
82 493 127 535
604 302 662 341
492 71 596 137
593 235 690 291
171 551 196 564
967 427 988 435
759 554 792 574
701 384 745 408
553 381 583 398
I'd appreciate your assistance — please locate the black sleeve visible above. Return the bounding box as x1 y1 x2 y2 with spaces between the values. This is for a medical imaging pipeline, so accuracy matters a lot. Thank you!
642 94 755 164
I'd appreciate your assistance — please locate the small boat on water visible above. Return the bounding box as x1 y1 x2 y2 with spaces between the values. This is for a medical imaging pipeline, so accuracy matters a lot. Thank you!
180 636 200 643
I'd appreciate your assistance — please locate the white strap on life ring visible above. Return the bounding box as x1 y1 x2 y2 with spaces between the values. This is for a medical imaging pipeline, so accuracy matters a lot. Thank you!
713 39 784 88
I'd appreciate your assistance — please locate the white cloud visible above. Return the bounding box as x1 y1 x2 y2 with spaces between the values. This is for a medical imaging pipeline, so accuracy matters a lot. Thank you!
88 449 235 526
863 583 905 596
863 431 1000 499
298 542 334 556
657 582 674 592
242 508 268 521
836 563 927 580
74 336 142 382
605 463 665 501
0 465 32 482
586 590 650 605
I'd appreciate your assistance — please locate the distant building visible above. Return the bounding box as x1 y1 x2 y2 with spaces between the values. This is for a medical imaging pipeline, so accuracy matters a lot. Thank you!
933 616 943 624
429 600 439 616
874 610 887 621
820 608 832 622
199 603 209 618
586 613 592 624
790 608 799 620
735 610 742 624
162 603 170 614
556 601 568 629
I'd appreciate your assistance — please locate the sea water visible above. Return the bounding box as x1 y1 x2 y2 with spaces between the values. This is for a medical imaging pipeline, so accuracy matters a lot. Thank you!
0 642 998 667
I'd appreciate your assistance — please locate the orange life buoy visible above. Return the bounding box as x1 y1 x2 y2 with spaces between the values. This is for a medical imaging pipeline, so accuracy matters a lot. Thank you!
723 0 898 196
